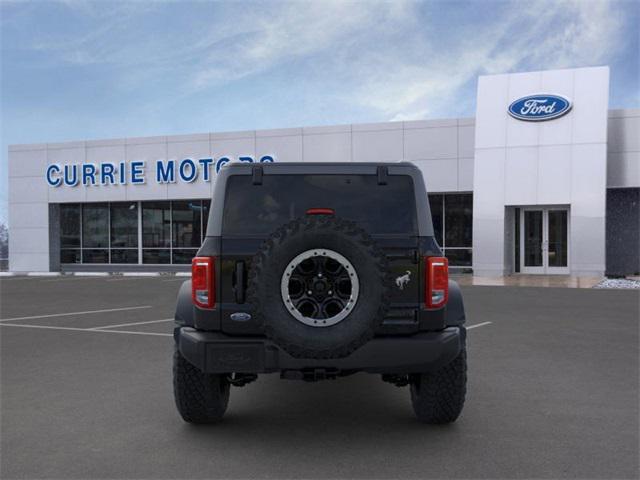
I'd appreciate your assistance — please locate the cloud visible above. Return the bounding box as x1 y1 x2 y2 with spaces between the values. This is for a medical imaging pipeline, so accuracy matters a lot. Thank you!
13 0 418 112
351 0 626 121
3 0 631 122
189 1 415 90
376 0 625 122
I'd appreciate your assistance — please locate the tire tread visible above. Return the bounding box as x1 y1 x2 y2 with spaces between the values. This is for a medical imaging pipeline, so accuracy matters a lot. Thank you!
410 346 467 424
173 348 230 423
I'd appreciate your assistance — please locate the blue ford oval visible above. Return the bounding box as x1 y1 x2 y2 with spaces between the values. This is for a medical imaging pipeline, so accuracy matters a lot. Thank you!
508 94 572 121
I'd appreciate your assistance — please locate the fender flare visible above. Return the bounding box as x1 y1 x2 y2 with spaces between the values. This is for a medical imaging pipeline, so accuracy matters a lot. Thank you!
175 280 194 327
444 279 466 327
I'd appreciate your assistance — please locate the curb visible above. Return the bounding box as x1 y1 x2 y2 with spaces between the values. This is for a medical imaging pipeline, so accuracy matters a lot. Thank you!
71 272 110 277
2 271 192 277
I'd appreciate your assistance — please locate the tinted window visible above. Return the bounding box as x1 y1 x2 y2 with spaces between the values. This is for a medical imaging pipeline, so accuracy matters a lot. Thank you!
222 174 417 235
444 248 472 266
142 202 171 248
428 194 443 246
60 204 80 248
172 201 202 248
82 204 108 248
172 249 198 264
110 202 138 248
143 249 170 264
444 194 472 247
83 249 109 263
111 249 138 264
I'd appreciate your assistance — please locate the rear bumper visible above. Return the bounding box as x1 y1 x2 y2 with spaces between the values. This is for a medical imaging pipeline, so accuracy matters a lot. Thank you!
175 326 464 374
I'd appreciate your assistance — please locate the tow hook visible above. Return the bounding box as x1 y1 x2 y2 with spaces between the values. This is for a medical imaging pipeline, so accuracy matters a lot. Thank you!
280 368 341 382
226 373 258 387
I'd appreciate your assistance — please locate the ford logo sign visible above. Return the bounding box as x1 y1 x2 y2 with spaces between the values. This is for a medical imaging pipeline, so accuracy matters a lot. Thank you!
508 94 572 121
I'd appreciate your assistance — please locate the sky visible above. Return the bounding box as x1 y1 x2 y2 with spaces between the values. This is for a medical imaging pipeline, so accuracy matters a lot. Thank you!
1 0 638 225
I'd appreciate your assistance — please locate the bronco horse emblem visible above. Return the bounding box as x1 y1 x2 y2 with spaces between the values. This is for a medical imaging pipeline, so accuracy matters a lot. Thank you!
395 270 411 290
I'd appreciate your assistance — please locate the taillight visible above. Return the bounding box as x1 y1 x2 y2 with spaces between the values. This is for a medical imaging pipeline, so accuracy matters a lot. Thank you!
192 256 215 309
425 256 448 309
306 208 335 215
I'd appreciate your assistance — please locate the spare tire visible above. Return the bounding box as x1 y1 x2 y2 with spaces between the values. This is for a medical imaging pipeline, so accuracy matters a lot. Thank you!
247 215 389 359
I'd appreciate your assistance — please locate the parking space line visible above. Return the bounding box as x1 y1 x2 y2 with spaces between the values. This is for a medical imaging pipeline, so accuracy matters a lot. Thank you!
0 323 172 337
467 321 493 329
42 277 105 283
90 318 174 330
0 306 152 323
105 277 151 282
1 277 44 282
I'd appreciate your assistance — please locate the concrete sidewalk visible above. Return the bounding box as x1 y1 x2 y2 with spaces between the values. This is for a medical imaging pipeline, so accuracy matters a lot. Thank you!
452 274 603 288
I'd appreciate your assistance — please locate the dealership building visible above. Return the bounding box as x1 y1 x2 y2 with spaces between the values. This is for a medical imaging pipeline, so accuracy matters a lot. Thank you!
7 66 640 276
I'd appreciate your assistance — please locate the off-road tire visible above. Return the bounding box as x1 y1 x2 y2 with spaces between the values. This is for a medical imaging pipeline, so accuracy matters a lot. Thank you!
248 215 389 359
173 347 230 423
410 344 467 424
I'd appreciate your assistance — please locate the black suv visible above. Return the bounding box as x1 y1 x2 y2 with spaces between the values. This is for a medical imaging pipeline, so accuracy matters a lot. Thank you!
173 162 467 424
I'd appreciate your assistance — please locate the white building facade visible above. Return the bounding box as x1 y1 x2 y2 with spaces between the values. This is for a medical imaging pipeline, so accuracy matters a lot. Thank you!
8 66 640 276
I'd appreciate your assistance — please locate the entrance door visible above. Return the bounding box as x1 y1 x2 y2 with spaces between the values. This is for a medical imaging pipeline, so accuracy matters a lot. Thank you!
520 208 569 274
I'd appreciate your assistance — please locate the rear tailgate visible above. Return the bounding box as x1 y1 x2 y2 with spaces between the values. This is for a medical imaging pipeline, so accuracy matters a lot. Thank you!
375 236 421 334
218 170 423 336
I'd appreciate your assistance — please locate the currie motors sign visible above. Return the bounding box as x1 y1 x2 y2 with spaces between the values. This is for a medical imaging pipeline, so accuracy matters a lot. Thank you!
46 155 275 187
508 94 572 121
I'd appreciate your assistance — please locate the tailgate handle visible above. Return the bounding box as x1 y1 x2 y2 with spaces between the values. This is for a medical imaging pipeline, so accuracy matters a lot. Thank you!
234 261 246 304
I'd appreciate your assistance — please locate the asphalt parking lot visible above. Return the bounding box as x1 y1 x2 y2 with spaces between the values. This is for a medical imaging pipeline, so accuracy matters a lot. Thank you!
1 276 638 479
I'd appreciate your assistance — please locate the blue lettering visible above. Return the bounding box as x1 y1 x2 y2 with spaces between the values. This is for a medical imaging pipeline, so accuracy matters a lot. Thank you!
101 162 116 185
239 156 254 163
260 155 274 163
198 158 213 182
130 161 145 184
179 158 197 183
64 164 78 186
156 160 175 183
215 157 231 173
82 164 97 186
46 164 61 187
119 161 127 184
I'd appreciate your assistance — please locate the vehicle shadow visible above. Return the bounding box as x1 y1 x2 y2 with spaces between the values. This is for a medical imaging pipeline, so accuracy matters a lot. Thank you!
175 372 463 444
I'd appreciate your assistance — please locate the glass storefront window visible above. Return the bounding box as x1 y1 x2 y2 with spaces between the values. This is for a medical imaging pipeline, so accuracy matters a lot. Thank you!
428 194 443 246
83 249 109 264
60 249 81 264
171 200 206 264
428 193 473 268
111 203 138 248
142 202 171 248
111 249 138 264
60 204 81 248
444 194 473 248
548 210 568 267
58 199 215 265
142 249 170 264
172 201 202 248
443 248 472 267
172 248 198 264
82 204 109 248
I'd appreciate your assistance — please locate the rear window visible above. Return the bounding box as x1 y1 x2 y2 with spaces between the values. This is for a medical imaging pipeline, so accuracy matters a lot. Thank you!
222 174 417 235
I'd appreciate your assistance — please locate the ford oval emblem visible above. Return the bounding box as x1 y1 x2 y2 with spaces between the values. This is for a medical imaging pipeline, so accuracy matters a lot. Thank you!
508 94 572 121
230 312 252 322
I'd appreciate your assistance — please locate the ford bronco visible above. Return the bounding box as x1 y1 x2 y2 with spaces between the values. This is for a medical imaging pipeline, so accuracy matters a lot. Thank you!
173 162 467 424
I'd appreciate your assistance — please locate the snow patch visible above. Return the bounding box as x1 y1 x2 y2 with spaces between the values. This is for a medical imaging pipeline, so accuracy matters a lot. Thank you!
593 278 640 289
